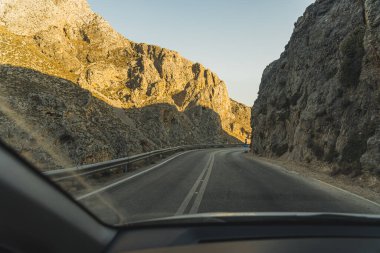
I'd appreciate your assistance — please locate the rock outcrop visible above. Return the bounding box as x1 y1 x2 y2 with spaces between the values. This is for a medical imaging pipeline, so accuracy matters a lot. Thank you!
252 0 380 175
0 0 251 170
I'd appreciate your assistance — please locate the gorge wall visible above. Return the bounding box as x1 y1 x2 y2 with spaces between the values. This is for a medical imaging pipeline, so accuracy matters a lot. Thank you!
252 0 380 175
0 0 251 170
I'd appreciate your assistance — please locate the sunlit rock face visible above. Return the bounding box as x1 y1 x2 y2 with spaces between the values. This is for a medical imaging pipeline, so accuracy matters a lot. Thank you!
0 0 251 169
252 0 380 175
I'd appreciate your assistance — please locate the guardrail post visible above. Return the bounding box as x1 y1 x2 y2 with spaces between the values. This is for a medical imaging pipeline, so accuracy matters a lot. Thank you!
123 164 128 173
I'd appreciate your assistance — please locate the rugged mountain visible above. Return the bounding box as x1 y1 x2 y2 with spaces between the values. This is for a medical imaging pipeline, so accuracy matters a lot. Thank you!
0 0 251 170
252 0 380 175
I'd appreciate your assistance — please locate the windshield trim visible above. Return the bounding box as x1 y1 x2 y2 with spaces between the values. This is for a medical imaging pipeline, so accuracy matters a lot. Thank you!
127 212 380 227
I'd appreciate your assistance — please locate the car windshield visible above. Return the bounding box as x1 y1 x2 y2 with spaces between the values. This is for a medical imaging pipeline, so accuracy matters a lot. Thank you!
0 0 379 225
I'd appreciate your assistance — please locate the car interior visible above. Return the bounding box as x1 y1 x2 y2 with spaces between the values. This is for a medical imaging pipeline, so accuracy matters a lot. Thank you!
1 141 380 253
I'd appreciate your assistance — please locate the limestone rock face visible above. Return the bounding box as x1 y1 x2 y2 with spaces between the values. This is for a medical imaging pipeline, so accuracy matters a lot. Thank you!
0 65 238 170
252 0 380 175
0 0 251 169
0 0 94 35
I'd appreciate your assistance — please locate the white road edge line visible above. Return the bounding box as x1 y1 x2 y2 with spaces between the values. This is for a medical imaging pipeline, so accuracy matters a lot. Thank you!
312 178 380 208
251 157 380 208
76 150 194 201
189 153 215 214
175 154 212 215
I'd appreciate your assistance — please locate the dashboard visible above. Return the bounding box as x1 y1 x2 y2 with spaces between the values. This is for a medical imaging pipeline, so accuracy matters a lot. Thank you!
108 221 380 253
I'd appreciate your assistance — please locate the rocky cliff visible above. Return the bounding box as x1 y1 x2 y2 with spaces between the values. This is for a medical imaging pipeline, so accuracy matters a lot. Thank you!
252 0 380 175
0 0 251 170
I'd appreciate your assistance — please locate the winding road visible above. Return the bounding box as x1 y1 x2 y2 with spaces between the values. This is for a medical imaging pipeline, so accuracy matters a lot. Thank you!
79 148 380 224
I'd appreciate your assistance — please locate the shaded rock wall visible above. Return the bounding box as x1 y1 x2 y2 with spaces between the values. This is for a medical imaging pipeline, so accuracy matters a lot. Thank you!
252 0 380 175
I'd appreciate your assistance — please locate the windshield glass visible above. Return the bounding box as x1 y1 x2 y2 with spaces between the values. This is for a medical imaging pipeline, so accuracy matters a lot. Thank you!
0 0 379 225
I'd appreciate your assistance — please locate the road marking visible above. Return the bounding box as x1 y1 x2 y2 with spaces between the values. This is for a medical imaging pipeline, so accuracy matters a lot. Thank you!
76 150 194 201
175 155 211 215
249 156 380 208
312 178 380 208
176 151 216 215
189 153 214 214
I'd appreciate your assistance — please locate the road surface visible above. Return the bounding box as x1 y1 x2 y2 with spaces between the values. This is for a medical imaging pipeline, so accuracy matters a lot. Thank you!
79 148 380 224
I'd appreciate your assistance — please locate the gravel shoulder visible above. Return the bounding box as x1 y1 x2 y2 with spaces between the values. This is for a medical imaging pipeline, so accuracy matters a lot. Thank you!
244 154 380 205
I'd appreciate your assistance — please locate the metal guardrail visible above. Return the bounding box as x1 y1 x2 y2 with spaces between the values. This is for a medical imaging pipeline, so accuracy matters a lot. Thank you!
43 144 243 181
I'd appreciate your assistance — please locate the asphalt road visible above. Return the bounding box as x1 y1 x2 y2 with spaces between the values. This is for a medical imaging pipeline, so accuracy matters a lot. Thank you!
80 148 380 224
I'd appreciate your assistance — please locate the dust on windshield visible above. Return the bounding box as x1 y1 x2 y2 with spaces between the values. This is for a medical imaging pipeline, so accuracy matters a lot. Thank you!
0 0 379 225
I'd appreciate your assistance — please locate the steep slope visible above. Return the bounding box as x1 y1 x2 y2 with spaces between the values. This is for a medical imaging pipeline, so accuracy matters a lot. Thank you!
0 0 251 170
252 0 380 175
0 64 235 170
0 0 251 142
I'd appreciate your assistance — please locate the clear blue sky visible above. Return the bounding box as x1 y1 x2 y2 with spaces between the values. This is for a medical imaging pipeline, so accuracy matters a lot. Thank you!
87 0 314 106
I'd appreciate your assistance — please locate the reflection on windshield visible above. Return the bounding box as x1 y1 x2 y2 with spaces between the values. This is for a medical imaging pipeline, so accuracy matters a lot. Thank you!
0 0 379 225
